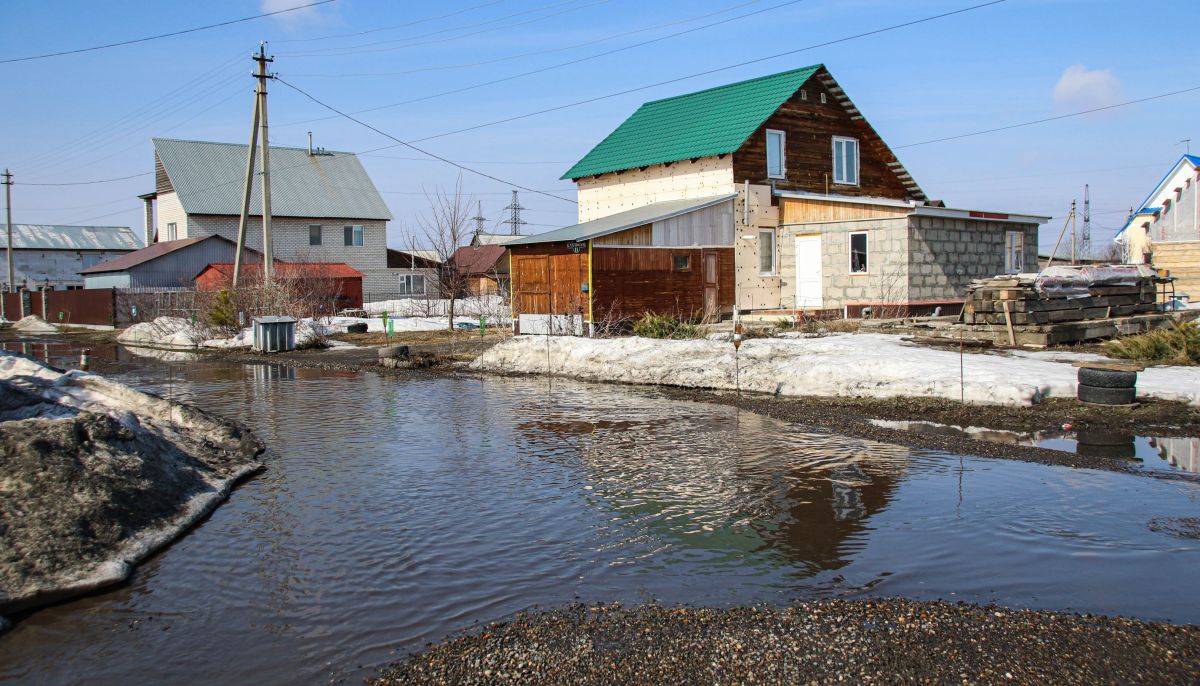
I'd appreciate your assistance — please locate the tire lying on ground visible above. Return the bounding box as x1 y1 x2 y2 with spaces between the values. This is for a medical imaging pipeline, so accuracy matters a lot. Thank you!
1077 383 1136 405
346 323 368 334
1077 366 1137 389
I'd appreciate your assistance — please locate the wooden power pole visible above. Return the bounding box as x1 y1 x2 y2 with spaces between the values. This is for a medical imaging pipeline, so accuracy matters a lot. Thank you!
3 169 13 293
232 43 275 288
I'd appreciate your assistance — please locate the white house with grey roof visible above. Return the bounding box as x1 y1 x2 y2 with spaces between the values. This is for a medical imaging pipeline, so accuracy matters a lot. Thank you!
142 137 395 292
3 224 140 290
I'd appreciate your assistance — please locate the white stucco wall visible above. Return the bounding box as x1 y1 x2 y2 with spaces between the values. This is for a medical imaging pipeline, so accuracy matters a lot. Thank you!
575 157 736 222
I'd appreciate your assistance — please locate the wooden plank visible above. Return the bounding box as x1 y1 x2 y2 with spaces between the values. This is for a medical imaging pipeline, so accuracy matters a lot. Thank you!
1001 300 1016 346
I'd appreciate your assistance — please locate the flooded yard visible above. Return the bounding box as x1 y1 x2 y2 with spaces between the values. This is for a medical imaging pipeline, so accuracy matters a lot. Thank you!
1 343 1199 684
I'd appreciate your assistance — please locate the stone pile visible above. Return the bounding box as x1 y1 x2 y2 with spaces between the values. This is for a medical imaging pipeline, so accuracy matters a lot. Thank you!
963 274 1157 326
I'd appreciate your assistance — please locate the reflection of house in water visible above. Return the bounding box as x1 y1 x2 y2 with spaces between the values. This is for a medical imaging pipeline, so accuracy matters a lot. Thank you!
512 405 906 576
1149 437 1200 473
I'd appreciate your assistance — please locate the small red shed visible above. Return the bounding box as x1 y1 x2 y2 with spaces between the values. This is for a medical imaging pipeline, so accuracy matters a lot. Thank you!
195 261 365 310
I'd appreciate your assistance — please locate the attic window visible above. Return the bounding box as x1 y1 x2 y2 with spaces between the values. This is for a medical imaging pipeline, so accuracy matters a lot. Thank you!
800 89 808 101
766 129 786 179
820 92 827 104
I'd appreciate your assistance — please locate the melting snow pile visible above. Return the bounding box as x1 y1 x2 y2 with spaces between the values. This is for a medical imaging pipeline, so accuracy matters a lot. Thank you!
0 353 263 622
118 316 326 350
365 295 509 321
12 316 59 334
472 333 1200 406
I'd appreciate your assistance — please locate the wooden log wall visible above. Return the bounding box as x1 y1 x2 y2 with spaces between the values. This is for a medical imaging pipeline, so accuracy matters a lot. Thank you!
591 247 733 321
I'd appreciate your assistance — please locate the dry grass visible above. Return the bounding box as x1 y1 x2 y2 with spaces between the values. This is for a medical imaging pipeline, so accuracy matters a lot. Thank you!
1103 321 1200 366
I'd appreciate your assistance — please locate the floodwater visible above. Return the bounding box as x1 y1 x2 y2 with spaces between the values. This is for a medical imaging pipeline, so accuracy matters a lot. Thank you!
1 341 1200 685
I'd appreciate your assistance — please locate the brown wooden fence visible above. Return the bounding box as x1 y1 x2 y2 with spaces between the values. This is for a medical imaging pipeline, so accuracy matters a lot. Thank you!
1 289 117 326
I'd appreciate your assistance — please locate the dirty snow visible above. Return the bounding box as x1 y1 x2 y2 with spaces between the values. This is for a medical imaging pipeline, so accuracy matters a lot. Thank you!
365 295 509 322
118 316 330 350
12 316 59 334
0 353 262 620
472 333 1200 407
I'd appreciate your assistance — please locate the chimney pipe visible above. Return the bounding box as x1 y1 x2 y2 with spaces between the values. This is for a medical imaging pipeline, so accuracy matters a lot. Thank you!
308 131 313 156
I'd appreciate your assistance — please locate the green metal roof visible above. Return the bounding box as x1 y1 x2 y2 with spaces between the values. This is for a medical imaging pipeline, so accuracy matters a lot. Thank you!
505 194 736 246
561 65 821 180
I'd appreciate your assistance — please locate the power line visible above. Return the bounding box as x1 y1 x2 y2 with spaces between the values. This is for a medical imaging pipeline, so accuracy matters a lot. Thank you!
275 77 577 204
273 0 505 44
279 0 805 127
0 1 337 64
894 84 1200 149
15 172 152 186
358 0 1008 147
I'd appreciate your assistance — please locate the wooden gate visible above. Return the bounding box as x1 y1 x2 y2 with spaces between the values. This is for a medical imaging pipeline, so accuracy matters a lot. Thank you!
703 252 719 321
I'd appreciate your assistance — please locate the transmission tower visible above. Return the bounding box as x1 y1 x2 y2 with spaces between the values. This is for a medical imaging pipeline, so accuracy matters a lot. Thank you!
470 201 486 238
1081 183 1091 259
503 190 527 235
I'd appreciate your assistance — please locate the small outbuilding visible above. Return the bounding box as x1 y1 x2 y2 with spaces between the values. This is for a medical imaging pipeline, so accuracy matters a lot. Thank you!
3 224 140 290
195 261 364 310
81 235 257 289
505 195 736 333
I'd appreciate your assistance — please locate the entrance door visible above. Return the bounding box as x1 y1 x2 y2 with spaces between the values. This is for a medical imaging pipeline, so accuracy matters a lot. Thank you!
794 235 822 308
703 251 719 321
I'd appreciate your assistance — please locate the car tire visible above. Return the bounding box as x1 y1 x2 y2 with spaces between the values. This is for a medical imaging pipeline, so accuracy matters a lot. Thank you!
1077 366 1137 389
1077 383 1136 405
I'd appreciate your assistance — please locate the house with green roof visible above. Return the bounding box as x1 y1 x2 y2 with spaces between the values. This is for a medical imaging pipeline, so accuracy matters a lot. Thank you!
508 65 1047 331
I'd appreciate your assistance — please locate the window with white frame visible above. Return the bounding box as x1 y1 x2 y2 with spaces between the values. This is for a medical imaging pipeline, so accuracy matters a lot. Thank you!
166 222 178 241
766 129 785 179
832 136 859 185
309 225 322 246
344 224 364 246
398 273 426 295
849 231 868 273
1004 230 1024 273
758 229 776 275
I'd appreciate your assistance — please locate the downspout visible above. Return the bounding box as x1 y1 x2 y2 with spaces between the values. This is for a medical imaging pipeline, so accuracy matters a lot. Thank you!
508 250 515 334
587 239 595 336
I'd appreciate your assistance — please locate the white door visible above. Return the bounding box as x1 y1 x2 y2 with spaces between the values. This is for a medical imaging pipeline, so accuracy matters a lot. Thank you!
794 235 823 308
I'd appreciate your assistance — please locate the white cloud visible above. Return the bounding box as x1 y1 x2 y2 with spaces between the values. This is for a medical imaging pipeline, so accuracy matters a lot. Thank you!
1052 64 1124 113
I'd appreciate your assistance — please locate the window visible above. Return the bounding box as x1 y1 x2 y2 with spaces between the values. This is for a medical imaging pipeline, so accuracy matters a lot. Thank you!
673 254 691 271
1004 230 1024 273
820 92 827 104
849 231 868 274
398 273 426 295
344 224 364 246
766 129 785 179
758 229 776 275
833 136 859 185
800 89 808 101
309 225 322 246
166 222 178 241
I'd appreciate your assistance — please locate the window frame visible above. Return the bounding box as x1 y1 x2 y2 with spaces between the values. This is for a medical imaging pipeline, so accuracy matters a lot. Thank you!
765 128 786 180
1004 229 1025 274
758 229 776 276
344 224 365 247
672 254 692 272
848 231 869 274
166 222 177 241
309 224 322 246
398 273 426 295
832 135 860 186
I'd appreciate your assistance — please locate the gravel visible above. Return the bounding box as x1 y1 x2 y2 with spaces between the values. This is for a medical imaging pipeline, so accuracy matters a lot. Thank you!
372 600 1200 685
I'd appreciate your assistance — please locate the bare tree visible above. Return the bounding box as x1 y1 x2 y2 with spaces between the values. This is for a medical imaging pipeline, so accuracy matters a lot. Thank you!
419 177 474 330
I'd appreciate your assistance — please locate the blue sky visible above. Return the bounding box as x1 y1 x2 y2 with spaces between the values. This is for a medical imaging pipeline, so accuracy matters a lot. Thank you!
1 0 1197 253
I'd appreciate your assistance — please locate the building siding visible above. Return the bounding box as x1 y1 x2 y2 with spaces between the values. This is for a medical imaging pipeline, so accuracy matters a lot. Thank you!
11 249 135 290
157 192 188 240
575 156 735 222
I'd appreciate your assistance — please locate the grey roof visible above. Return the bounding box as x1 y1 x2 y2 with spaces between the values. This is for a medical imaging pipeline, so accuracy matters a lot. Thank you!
153 138 393 221
7 224 140 251
472 233 519 246
505 194 737 245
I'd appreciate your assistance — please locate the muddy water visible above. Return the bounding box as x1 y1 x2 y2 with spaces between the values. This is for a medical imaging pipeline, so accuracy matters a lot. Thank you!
1 345 1199 685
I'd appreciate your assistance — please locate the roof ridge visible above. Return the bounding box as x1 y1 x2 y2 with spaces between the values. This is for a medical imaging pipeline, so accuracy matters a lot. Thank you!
642 64 822 106
152 137 353 156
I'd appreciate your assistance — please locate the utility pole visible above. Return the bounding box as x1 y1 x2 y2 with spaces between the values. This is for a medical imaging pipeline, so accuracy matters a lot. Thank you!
503 190 526 235
233 70 261 289
3 169 13 293
1081 183 1091 260
256 43 275 285
1070 199 1077 265
471 201 486 238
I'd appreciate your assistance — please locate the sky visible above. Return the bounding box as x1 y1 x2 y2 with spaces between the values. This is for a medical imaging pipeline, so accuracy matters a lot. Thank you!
1 0 1197 255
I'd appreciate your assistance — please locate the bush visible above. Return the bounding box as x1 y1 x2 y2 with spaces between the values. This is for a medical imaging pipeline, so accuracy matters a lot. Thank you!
1103 321 1200 365
631 313 700 340
206 289 238 332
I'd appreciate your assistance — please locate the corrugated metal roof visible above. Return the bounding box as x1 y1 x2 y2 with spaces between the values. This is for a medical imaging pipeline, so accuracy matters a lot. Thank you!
7 224 140 251
153 138 393 220
451 244 508 275
80 235 258 274
505 195 736 245
561 65 820 180
472 233 519 246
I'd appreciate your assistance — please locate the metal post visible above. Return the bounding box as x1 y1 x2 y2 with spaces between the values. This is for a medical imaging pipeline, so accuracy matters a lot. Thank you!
256 43 275 285
233 86 261 289
4 169 13 293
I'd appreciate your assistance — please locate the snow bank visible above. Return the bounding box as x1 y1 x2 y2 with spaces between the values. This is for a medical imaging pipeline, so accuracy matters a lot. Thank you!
364 295 509 321
118 316 330 350
471 333 1200 407
0 353 263 621
13 315 59 334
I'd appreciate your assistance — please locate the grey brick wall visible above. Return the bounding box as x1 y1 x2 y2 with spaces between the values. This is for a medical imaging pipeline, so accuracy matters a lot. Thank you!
907 216 1038 301
186 214 393 292
779 217 910 310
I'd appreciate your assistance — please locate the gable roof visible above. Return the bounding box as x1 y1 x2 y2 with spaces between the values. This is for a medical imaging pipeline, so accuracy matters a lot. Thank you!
197 262 364 280
451 244 507 275
80 235 257 274
471 233 519 246
8 224 140 251
505 194 736 246
1114 154 1200 237
562 66 821 180
153 138 393 221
